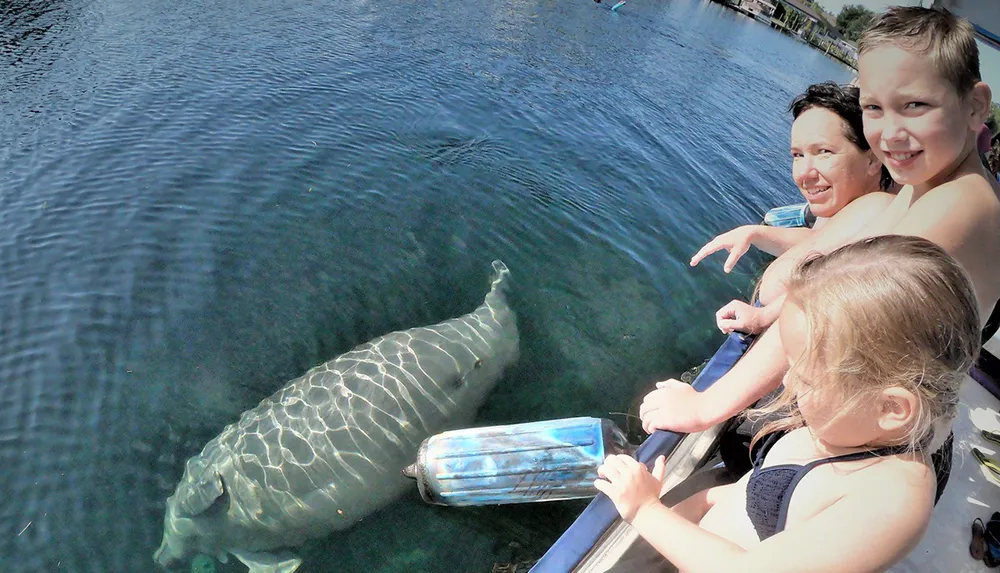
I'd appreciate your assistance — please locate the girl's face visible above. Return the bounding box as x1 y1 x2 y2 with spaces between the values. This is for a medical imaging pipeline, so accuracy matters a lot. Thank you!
779 303 880 448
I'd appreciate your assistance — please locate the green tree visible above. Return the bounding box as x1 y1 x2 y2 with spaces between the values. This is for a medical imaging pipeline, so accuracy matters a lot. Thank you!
837 4 875 42
991 102 1000 130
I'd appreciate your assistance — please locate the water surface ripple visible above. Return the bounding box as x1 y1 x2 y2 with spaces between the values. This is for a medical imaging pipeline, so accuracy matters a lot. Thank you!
1 0 851 570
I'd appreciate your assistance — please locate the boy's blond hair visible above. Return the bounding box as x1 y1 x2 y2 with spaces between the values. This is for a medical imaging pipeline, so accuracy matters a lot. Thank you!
859 7 981 95
751 235 980 453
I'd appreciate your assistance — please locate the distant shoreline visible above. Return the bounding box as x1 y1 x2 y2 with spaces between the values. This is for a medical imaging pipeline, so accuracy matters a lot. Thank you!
708 0 858 70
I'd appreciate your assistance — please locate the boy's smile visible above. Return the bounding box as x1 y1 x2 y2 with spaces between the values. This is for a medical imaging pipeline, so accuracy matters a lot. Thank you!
858 45 976 191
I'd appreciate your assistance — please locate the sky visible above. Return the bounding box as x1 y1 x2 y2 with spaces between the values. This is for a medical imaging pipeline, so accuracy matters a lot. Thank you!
814 0 1000 102
981 42 1000 100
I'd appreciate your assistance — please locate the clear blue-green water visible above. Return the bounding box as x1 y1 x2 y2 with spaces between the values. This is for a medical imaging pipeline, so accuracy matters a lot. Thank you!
1 0 852 570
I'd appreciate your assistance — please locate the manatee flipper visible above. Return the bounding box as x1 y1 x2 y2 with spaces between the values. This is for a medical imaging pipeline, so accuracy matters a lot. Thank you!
231 550 302 573
175 472 225 517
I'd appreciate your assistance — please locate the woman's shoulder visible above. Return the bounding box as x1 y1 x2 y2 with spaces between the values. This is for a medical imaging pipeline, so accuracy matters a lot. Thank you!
839 191 897 214
809 192 898 249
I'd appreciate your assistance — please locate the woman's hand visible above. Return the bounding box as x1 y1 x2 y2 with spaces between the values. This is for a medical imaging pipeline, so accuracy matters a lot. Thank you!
716 299 764 334
690 226 758 273
594 454 667 523
639 379 708 434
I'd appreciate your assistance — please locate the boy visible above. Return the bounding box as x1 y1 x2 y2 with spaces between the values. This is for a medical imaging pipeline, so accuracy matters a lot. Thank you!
641 7 1000 438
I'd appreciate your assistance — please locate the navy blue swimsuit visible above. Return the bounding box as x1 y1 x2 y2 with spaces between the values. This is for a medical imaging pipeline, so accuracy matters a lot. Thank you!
745 432 910 541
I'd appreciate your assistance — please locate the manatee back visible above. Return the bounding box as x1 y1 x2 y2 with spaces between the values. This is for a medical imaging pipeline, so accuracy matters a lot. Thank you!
165 260 518 543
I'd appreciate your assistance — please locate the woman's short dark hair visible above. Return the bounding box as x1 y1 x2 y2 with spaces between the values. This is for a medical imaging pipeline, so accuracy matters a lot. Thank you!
789 81 894 192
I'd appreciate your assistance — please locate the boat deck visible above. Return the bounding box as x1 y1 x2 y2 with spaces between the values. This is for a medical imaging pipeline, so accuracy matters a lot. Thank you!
891 374 1000 572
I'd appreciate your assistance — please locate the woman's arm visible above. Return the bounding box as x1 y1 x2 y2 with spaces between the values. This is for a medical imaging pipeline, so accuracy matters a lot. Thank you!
690 226 813 273
747 226 815 256
628 465 932 573
715 293 786 335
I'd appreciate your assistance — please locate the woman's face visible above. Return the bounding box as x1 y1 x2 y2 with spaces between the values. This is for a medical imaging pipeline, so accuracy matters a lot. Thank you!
790 107 882 218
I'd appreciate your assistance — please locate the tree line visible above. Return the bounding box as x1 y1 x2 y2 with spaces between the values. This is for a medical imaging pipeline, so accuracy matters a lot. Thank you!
835 4 876 43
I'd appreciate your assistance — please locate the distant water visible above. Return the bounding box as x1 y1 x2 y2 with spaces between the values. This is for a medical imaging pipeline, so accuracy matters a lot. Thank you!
1 0 851 571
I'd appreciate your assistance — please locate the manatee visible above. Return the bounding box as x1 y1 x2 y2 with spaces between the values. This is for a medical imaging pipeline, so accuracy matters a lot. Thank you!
154 261 518 573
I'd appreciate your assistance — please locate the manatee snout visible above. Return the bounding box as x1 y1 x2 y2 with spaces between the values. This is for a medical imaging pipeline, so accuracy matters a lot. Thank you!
153 542 183 570
153 516 192 571
154 546 213 573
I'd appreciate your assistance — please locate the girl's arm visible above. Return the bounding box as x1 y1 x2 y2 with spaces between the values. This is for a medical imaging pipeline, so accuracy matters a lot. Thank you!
627 465 933 573
667 479 740 524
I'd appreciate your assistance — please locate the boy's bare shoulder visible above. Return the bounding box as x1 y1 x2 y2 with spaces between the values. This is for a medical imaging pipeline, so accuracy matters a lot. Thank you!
926 173 997 202
896 174 1000 238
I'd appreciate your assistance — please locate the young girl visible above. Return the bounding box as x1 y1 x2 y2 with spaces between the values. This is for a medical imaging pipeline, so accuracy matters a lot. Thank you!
596 235 981 573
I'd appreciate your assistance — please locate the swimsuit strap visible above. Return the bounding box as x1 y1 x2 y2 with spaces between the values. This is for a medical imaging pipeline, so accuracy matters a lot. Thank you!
772 443 909 534
751 431 786 470
799 444 909 472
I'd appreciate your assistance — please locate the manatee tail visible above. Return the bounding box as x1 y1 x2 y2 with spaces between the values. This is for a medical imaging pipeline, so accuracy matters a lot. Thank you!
481 260 515 330
485 260 513 308
489 260 511 292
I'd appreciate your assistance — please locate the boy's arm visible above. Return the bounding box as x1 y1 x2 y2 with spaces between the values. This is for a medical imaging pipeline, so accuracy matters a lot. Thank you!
716 294 786 335
889 188 966 248
629 466 931 573
760 192 897 289
697 322 788 425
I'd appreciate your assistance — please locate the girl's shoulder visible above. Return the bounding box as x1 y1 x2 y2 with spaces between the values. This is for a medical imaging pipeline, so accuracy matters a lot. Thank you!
835 448 936 509
773 428 935 487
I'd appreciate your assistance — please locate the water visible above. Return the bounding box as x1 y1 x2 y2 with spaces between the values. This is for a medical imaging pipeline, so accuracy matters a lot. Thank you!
1 0 852 571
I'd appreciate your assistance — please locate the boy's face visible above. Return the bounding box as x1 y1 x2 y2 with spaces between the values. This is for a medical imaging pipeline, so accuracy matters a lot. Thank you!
858 44 977 187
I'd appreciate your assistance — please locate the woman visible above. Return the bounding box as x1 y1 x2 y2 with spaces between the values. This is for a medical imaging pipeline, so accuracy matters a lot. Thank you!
689 81 894 335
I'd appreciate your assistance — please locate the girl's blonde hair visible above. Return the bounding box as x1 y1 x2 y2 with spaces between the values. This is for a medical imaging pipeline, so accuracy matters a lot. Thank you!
750 235 980 453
